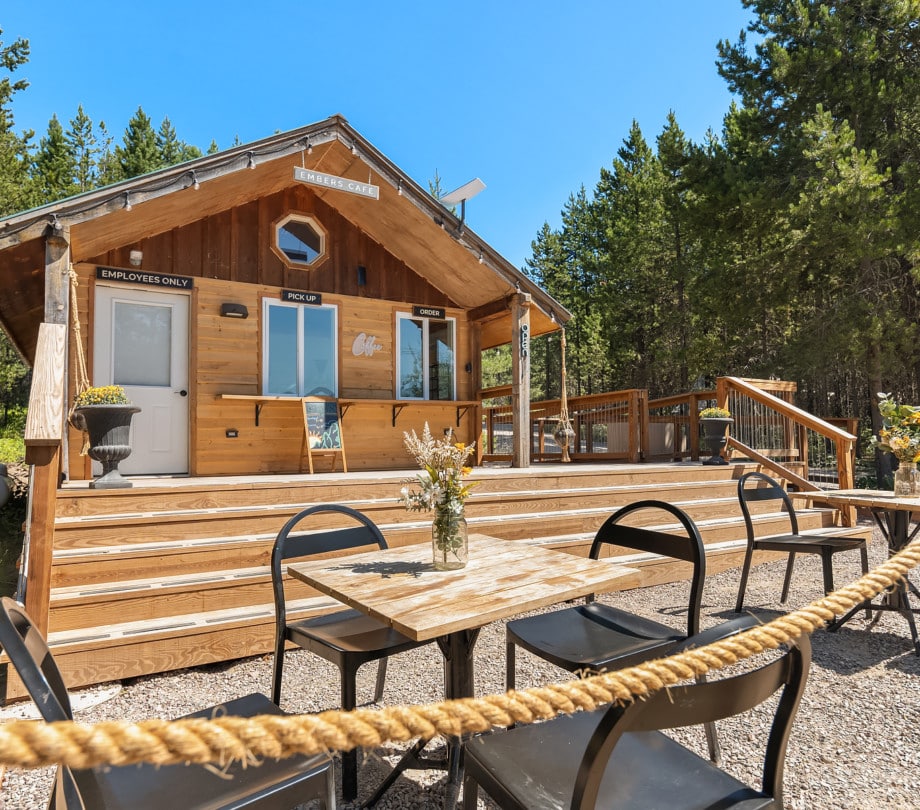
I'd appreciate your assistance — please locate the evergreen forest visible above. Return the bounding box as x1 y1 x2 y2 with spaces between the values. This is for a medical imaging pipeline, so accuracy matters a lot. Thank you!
2 0 920 456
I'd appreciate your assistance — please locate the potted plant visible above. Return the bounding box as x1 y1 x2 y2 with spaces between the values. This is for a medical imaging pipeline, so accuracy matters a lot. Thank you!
698 406 733 466
72 385 141 489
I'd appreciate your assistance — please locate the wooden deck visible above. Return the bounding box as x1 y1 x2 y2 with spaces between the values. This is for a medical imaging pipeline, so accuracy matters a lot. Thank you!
15 461 870 697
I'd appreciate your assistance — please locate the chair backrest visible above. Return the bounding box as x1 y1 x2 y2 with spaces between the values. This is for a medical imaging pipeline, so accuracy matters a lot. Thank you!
271 504 388 625
737 471 799 540
572 625 812 809
0 596 72 722
589 500 706 636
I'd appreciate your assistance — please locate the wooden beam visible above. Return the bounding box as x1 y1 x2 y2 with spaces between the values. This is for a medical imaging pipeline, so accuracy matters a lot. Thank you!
511 293 532 468
468 295 512 323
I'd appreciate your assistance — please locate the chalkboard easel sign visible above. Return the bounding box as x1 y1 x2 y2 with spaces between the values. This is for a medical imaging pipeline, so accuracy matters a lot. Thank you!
301 399 347 474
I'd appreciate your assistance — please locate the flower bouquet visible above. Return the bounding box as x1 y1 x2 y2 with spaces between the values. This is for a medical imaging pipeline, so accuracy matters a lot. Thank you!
401 423 476 569
871 393 920 495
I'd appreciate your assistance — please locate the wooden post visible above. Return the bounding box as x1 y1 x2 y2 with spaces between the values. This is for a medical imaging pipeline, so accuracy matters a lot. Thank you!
469 322 483 464
44 227 71 326
24 321 68 636
510 293 531 468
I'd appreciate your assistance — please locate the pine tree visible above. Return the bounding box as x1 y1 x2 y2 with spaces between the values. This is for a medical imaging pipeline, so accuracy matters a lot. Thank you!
67 105 97 192
116 106 160 178
33 114 77 203
0 26 34 215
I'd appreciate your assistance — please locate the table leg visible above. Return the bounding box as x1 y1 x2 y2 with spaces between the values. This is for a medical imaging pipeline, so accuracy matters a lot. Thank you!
361 629 480 809
828 507 920 655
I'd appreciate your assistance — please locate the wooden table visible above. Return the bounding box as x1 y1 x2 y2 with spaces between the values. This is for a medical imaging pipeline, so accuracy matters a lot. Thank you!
288 533 640 807
796 489 920 654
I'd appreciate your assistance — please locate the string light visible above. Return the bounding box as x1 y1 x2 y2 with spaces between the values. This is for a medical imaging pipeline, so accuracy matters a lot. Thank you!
123 192 132 211
397 179 403 196
190 171 200 190
247 152 256 170
306 139 313 155
351 141 358 156
478 248 483 264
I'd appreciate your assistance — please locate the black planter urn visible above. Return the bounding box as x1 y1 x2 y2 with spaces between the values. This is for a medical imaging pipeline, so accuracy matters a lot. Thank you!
700 417 733 466
75 404 141 489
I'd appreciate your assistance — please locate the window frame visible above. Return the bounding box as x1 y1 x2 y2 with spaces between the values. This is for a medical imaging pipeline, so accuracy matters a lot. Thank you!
271 213 328 269
395 310 457 400
261 298 339 397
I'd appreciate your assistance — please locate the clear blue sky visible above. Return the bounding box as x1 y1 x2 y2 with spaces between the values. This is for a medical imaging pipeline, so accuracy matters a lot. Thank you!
3 2 753 270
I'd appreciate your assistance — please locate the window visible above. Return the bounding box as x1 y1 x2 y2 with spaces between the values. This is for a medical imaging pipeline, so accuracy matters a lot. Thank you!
273 214 327 268
263 300 338 396
396 312 455 400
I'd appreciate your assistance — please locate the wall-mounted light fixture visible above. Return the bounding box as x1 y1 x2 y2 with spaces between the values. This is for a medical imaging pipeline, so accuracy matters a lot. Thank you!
220 303 249 319
129 250 143 267
356 265 367 287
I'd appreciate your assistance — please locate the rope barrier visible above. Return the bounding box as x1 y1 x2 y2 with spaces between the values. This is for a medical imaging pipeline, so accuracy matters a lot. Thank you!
1 541 918 772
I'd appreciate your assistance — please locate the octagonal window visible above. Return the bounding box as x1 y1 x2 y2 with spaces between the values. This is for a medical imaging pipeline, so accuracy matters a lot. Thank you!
274 214 326 268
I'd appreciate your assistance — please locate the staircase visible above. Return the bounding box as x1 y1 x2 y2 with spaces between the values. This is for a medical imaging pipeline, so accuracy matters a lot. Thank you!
32 462 869 694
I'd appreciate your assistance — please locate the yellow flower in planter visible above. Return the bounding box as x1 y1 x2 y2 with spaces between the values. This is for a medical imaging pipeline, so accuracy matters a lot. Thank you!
74 385 131 406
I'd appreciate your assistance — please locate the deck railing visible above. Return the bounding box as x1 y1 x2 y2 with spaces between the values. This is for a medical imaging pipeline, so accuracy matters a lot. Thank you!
483 376 856 493
481 387 648 463
716 376 856 493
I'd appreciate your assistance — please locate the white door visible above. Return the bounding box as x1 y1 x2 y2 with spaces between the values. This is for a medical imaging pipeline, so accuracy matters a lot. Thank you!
93 285 190 475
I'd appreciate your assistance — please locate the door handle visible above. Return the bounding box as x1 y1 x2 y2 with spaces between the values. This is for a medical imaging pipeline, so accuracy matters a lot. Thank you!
176 390 188 397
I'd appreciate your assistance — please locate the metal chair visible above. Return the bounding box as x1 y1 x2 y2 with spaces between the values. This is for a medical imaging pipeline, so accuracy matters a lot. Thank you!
506 500 707 689
271 503 435 803
464 616 811 810
0 596 336 810
735 471 869 612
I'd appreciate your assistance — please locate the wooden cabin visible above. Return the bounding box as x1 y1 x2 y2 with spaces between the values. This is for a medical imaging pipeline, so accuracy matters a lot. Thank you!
0 114 566 483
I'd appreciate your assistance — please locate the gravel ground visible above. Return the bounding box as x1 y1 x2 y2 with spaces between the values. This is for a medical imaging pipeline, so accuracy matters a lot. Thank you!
2 519 919 809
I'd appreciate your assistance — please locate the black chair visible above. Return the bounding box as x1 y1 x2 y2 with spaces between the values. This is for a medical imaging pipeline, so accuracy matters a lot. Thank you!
0 596 335 810
271 503 435 803
735 471 869 612
464 616 811 810
506 500 707 690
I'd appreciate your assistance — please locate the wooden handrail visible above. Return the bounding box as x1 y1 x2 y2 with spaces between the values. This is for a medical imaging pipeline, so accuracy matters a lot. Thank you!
726 437 817 491
721 376 856 442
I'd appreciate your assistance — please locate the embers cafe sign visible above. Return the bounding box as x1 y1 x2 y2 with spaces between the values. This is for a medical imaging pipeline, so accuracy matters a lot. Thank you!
294 167 379 200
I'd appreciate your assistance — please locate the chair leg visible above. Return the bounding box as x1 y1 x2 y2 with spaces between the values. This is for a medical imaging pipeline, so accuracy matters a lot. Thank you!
462 771 479 809
860 544 872 620
780 552 797 603
734 545 756 612
505 639 517 691
374 657 387 703
270 636 285 706
704 720 721 765
341 669 359 803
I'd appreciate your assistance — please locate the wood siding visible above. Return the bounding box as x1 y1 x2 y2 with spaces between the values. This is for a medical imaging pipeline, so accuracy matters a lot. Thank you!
67 184 483 477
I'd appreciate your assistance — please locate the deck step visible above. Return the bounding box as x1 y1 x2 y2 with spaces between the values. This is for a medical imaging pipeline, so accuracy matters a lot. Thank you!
31 462 873 694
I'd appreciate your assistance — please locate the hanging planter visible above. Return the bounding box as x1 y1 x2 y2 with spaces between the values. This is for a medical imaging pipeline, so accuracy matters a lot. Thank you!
553 327 575 463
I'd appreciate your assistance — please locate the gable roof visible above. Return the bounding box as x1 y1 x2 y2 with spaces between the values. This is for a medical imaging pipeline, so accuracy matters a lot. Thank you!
0 114 568 360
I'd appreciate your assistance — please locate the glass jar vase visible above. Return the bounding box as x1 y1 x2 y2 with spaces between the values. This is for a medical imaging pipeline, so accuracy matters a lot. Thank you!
893 463 918 497
432 503 468 570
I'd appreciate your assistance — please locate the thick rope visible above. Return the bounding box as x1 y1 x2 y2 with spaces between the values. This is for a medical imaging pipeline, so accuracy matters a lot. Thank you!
1 541 918 771
67 268 92 455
